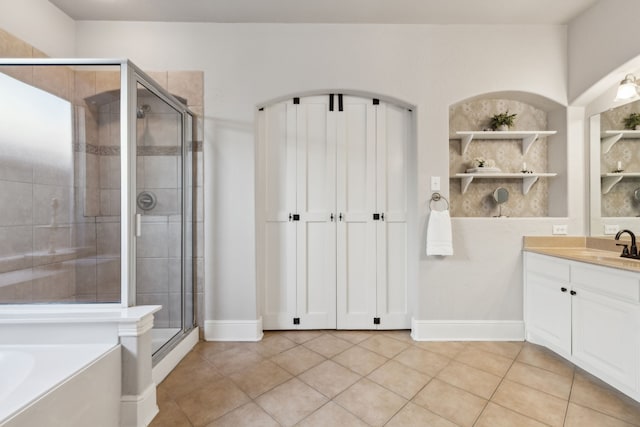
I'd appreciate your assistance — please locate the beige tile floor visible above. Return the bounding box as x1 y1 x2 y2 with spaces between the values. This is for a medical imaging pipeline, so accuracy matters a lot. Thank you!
151 330 640 426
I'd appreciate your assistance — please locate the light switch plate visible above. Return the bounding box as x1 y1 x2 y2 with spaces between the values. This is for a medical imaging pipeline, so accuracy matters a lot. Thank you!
552 224 568 235
431 176 441 191
604 224 620 235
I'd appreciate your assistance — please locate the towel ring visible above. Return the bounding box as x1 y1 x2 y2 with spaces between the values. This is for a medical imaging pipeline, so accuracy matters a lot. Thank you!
429 192 449 211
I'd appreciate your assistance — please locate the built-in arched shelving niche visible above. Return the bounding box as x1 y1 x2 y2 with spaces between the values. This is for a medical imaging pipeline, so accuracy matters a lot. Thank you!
448 91 567 218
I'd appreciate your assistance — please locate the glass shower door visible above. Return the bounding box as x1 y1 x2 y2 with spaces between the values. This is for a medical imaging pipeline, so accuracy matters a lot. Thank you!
134 81 189 354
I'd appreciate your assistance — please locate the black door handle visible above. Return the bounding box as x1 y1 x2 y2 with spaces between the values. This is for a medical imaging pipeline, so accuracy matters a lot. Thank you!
330 213 334 222
570 290 577 296
561 287 567 292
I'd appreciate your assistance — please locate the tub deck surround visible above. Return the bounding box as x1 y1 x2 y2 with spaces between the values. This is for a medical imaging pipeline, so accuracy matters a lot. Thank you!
0 305 162 427
0 343 120 425
523 236 640 272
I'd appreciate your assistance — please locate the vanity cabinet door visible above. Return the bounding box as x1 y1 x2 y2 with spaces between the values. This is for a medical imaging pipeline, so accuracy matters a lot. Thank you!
572 286 640 393
525 270 572 357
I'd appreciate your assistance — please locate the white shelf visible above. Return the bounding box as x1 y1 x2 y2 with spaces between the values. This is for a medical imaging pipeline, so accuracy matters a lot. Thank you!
454 172 557 195
454 131 557 155
601 172 640 194
600 130 640 154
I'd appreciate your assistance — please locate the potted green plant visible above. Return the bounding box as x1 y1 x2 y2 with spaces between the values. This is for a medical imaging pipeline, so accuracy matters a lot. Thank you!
623 112 640 130
489 111 517 131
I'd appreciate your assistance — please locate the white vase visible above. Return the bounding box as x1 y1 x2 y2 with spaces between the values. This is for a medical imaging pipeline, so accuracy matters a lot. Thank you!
497 124 509 131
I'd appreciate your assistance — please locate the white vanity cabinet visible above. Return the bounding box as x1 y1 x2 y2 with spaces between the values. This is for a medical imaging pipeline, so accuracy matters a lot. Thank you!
524 252 640 400
524 253 572 358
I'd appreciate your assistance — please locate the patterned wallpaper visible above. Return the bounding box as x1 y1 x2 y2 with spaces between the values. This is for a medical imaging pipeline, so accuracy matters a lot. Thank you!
600 102 640 217
449 99 550 217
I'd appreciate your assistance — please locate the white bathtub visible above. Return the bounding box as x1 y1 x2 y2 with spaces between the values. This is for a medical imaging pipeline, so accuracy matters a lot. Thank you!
0 343 121 427
0 305 161 427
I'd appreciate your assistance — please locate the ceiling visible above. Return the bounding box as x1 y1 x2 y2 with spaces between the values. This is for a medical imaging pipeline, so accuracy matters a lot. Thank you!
49 0 599 25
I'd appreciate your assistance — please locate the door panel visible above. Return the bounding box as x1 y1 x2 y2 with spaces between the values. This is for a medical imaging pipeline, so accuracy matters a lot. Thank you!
376 103 410 328
337 98 377 329
296 97 336 329
525 272 572 356
263 221 296 329
262 102 297 329
377 221 408 328
572 287 639 391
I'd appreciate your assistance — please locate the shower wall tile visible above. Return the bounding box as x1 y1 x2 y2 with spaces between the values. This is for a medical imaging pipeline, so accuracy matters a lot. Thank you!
0 29 34 84
195 152 204 187
196 258 204 294
136 258 169 294
0 225 32 259
143 156 178 188
74 222 97 251
137 293 169 328
0 144 34 184
168 222 181 258
33 184 72 225
33 226 72 255
95 71 120 95
146 72 168 91
97 222 120 257
96 258 120 298
144 114 180 147
169 291 182 328
137 222 169 258
0 181 33 226
74 71 96 106
73 258 97 297
99 156 121 189
190 106 204 141
84 184 100 218
196 187 204 222
168 71 204 107
33 65 72 102
168 258 181 293
0 280 32 303
99 189 121 216
33 162 74 187
31 263 75 302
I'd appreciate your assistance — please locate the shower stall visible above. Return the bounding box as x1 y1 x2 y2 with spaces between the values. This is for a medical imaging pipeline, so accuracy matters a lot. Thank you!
0 59 197 361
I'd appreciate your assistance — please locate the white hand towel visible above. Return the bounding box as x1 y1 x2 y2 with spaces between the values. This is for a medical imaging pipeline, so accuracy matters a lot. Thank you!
426 209 453 256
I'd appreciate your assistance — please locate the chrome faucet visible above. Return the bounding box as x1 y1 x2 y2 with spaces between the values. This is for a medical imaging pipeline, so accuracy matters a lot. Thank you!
614 229 639 259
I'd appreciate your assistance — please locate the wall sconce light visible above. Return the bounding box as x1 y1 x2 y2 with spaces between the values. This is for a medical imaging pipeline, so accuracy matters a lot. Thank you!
616 74 640 101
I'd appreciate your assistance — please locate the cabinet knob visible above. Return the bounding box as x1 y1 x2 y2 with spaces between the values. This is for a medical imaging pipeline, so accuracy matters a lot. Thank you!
561 287 567 292
570 290 577 296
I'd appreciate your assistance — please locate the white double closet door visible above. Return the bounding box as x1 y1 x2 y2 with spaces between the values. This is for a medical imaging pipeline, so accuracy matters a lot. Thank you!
260 94 410 330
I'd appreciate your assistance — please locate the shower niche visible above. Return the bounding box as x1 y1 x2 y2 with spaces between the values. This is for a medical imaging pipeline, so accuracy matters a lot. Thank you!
0 59 201 360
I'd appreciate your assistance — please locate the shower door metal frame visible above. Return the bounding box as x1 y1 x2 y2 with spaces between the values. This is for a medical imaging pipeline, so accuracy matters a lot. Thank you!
0 59 196 346
127 64 197 360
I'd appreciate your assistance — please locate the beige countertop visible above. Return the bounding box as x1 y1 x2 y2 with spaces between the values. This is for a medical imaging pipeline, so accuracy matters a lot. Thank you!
523 236 640 273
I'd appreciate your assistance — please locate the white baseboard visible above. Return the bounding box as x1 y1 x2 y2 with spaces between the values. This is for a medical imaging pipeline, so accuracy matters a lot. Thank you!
120 383 158 427
152 327 199 385
411 318 524 341
204 318 264 341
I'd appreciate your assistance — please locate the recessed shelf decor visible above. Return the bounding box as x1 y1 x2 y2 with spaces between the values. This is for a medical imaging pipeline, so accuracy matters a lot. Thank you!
601 172 640 194
454 131 557 155
600 130 640 154
454 172 557 194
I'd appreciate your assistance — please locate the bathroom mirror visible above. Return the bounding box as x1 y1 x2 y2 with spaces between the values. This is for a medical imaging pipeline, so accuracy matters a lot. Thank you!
589 98 640 235
493 187 509 204
493 187 509 217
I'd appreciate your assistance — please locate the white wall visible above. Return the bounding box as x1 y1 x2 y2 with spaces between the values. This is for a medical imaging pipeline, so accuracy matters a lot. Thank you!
569 0 640 104
71 22 572 325
0 0 75 57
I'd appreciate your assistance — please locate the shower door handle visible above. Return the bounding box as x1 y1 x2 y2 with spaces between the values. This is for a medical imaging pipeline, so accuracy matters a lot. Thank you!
135 213 142 237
